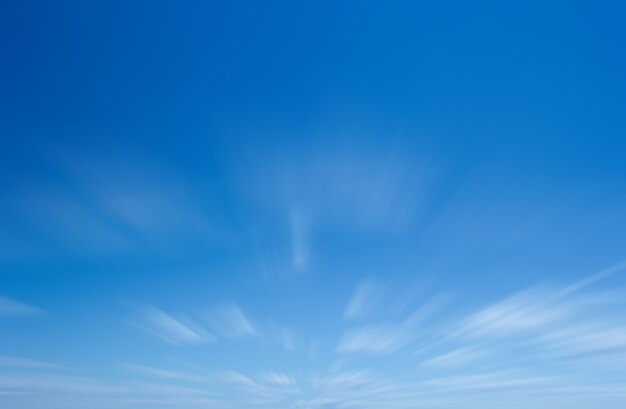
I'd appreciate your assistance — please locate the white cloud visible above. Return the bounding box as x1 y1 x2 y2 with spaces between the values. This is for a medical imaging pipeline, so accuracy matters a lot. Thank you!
450 268 626 368
14 151 229 261
537 323 626 356
135 307 214 345
455 288 569 338
215 369 301 407
126 364 209 383
313 370 376 389
4 265 626 409
0 356 59 369
259 371 296 386
0 296 42 317
419 371 553 392
278 326 297 352
290 206 310 273
207 302 258 339
222 370 261 390
344 278 384 320
239 140 436 235
336 324 410 355
423 346 483 368
308 340 319 359
338 296 446 355
0 371 219 409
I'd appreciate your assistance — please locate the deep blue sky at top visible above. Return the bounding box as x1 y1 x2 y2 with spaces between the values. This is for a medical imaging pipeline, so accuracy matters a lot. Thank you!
1 0 625 310
1 0 625 296
1 3 626 407
3 0 624 154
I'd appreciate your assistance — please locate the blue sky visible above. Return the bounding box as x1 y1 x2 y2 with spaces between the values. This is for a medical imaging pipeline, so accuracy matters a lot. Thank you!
1 1 626 408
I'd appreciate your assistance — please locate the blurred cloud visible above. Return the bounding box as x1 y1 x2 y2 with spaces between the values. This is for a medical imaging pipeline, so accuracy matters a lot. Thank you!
206 302 258 339
423 346 483 368
418 371 553 393
0 370 219 408
344 278 384 320
290 206 310 273
134 307 215 345
0 296 42 317
218 370 300 405
235 138 439 279
277 326 297 352
454 284 626 361
336 324 410 355
338 295 447 355
308 339 319 359
0 356 59 370
81 158 215 244
4 267 626 409
240 140 437 233
312 369 376 390
259 371 296 387
2 3 626 408
455 288 570 338
424 262 626 383
126 364 209 383
6 149 231 261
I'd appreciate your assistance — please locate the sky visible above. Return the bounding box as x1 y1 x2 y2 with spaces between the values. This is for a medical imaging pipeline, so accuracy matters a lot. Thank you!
1 1 626 408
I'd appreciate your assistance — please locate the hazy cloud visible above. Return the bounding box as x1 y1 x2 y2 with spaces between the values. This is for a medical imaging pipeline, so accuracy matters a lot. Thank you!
0 296 42 317
423 346 483 368
207 302 258 339
0 356 59 370
338 296 447 355
135 307 214 345
126 364 210 383
290 207 311 273
344 278 384 320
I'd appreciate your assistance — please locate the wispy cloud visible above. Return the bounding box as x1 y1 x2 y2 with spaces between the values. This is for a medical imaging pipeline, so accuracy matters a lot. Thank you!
418 371 553 393
336 324 410 355
135 307 214 345
4 262 626 409
344 278 384 320
423 346 483 368
0 296 42 317
290 206 310 273
454 288 569 338
439 262 626 379
277 326 297 352
239 139 436 234
237 140 438 279
307 370 411 409
0 370 219 408
126 364 210 383
218 370 300 405
11 151 228 261
338 295 447 355
206 302 258 339
454 284 626 361
85 159 215 245
259 371 296 386
0 356 59 370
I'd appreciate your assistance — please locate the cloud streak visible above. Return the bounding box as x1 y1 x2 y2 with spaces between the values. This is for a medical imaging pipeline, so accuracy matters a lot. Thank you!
135 307 214 345
344 278 384 321
4 267 626 409
0 296 42 317
338 295 447 355
206 302 258 339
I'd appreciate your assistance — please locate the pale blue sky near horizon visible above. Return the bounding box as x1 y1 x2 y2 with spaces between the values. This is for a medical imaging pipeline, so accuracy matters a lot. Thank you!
1 1 626 408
